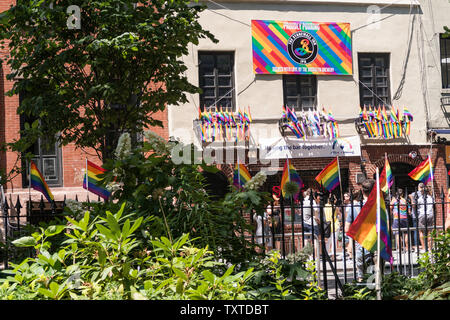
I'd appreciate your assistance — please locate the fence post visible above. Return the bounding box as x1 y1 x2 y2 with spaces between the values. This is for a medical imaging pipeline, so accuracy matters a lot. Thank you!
341 192 348 284
2 198 9 270
15 195 22 236
63 194 67 210
350 191 357 280
290 197 295 259
414 189 420 257
309 193 315 261
27 194 32 225
299 192 305 249
405 187 412 276
280 195 286 258
318 191 328 296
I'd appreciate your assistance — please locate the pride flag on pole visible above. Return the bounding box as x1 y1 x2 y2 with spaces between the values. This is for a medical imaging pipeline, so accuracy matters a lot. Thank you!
315 157 340 191
83 160 111 200
280 159 304 199
379 154 393 193
30 160 54 203
233 163 252 189
408 156 433 184
346 172 393 264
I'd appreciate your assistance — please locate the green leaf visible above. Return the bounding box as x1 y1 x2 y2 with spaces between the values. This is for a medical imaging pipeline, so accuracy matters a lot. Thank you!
172 267 188 281
44 225 66 237
202 270 215 283
12 236 36 247
128 217 143 236
106 212 121 235
38 287 55 299
96 224 117 241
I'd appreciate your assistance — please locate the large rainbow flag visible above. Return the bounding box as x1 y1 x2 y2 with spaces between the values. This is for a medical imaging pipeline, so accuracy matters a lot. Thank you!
83 160 111 200
346 179 393 264
233 163 252 189
30 160 54 203
379 155 393 193
280 159 304 199
408 156 433 184
251 20 352 75
315 157 340 191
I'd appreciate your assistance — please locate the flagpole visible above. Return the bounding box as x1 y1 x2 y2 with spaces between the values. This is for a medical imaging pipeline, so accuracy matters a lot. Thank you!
385 153 391 200
237 157 241 190
85 157 89 201
337 156 344 203
428 154 435 200
28 160 31 198
287 157 290 183
375 167 382 300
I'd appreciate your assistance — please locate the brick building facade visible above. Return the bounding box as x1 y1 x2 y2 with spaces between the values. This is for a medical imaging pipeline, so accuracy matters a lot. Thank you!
0 0 168 202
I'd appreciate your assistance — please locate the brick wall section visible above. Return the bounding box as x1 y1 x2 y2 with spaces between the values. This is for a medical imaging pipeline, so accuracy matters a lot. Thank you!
0 0 169 194
219 144 447 226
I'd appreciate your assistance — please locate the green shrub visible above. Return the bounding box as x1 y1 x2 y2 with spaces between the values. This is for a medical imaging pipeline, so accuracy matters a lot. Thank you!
0 204 256 300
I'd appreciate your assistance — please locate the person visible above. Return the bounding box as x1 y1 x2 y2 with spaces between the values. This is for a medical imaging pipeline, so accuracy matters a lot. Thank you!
253 210 271 252
408 183 425 249
269 193 282 252
417 186 434 251
301 188 320 239
343 192 354 259
344 179 377 282
324 194 342 260
391 188 409 252
264 192 282 252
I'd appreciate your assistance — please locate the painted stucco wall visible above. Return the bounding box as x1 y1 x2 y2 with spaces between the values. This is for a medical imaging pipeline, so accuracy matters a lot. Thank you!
169 0 450 147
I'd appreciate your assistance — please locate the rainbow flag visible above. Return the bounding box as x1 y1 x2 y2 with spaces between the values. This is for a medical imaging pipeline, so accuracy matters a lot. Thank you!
251 20 352 75
403 107 413 121
408 156 433 184
315 157 340 191
233 163 252 189
83 160 111 200
30 161 54 203
280 159 304 199
346 178 393 264
379 156 393 193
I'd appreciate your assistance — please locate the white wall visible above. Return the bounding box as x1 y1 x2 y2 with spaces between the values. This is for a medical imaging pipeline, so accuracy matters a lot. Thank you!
169 0 449 146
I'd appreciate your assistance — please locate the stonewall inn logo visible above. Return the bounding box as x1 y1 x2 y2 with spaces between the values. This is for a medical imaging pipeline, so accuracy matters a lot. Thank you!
287 31 319 65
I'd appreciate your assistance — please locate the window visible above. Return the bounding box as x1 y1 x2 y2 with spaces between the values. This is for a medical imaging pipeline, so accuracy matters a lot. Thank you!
440 34 450 89
282 75 317 111
19 94 63 188
198 52 235 112
358 53 391 107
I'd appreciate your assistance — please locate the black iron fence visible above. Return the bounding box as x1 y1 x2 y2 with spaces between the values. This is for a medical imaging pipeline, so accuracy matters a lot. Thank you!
0 187 448 299
0 194 103 270
247 186 448 298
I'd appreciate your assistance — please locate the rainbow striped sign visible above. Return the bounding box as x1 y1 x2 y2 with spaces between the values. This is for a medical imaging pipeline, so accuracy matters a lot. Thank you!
251 20 352 75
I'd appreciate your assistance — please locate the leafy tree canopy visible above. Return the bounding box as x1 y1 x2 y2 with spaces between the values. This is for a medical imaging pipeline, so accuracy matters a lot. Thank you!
0 0 216 161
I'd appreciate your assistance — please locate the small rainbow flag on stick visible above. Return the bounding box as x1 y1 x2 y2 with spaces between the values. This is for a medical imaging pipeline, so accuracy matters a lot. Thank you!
280 159 304 200
315 157 340 191
408 155 433 184
379 154 393 193
346 169 393 264
233 163 252 189
30 160 54 203
83 159 111 200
